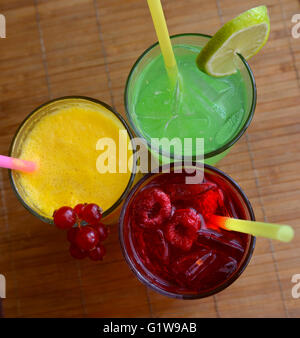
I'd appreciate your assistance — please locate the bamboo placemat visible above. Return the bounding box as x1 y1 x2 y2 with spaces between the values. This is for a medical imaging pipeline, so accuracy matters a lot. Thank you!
0 0 299 317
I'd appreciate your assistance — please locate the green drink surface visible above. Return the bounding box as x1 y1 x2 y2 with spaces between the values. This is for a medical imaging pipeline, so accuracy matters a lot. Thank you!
130 44 248 156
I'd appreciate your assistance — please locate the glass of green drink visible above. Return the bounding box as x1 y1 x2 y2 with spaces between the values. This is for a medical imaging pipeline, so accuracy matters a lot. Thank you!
125 33 256 165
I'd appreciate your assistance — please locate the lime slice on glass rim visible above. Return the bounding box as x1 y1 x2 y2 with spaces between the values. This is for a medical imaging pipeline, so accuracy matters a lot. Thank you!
197 5 270 77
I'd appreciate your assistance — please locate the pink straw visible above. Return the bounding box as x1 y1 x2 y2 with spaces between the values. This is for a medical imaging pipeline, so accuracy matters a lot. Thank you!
0 155 37 173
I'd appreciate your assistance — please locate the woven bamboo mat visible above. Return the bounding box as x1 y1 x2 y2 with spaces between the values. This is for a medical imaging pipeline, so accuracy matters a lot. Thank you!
0 0 300 317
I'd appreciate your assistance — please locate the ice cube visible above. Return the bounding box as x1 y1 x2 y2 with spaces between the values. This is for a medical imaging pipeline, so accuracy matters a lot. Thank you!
214 108 244 145
173 246 239 290
197 228 245 254
218 256 238 275
144 229 170 264
172 248 216 284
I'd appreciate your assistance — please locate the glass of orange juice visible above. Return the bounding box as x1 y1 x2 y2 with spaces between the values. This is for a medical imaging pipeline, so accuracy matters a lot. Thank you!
9 96 137 225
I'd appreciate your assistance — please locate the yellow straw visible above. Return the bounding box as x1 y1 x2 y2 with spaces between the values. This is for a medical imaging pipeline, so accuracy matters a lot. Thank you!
211 215 294 243
147 0 178 85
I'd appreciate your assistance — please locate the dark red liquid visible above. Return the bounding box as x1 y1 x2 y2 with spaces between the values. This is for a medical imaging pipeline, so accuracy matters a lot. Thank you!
122 171 252 296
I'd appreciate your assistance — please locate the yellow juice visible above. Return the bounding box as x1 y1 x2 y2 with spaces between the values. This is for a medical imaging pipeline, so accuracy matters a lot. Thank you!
12 98 134 222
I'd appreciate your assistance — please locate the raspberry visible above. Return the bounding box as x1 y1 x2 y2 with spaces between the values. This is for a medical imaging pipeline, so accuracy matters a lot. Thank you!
193 189 224 219
165 209 201 251
134 187 172 229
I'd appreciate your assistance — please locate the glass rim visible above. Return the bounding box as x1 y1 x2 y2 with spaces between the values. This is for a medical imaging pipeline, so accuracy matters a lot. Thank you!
119 162 256 300
124 33 257 160
8 95 137 224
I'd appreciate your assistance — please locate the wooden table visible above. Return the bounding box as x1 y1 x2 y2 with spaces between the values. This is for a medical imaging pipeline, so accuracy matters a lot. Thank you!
0 0 300 318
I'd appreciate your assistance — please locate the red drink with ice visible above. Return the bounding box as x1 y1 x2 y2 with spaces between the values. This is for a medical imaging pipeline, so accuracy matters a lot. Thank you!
119 165 255 299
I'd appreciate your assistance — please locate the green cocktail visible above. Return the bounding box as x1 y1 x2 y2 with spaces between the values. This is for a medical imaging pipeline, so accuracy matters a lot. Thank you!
125 34 256 164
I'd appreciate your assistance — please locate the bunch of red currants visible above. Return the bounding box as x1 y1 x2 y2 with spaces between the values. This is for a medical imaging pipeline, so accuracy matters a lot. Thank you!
53 203 109 261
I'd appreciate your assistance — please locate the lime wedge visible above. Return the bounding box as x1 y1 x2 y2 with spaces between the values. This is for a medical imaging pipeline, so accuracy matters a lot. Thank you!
197 6 270 76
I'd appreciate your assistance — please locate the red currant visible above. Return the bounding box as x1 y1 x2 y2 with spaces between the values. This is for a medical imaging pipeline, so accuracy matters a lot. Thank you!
93 223 109 241
69 244 87 260
74 203 86 219
82 203 103 225
88 244 106 261
53 206 76 230
67 227 79 243
75 226 99 251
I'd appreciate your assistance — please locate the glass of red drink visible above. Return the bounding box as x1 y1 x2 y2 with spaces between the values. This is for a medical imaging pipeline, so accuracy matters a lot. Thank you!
119 164 255 299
